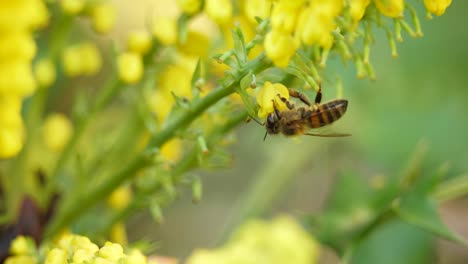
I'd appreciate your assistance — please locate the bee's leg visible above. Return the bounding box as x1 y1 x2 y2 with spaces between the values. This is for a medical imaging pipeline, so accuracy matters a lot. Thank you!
288 89 312 106
302 109 314 119
314 86 322 104
276 94 294 109
271 100 282 119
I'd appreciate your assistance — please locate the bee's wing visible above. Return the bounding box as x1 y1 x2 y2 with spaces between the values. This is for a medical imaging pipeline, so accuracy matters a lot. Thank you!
305 132 351 137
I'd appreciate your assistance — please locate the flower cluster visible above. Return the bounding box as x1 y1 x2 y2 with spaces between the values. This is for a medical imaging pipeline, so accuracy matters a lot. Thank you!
6 234 152 264
0 0 48 158
186 215 320 264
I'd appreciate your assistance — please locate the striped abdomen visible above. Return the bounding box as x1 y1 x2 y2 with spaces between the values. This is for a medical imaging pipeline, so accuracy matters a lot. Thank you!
308 99 348 128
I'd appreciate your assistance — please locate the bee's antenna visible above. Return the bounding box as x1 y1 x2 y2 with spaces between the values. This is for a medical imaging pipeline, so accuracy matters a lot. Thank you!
263 131 268 141
247 114 264 126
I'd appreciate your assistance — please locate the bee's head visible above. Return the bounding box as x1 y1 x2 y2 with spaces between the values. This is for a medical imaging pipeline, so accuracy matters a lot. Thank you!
265 112 279 135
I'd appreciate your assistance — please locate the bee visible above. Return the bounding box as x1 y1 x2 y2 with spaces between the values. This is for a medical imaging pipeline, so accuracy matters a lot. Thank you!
263 87 349 140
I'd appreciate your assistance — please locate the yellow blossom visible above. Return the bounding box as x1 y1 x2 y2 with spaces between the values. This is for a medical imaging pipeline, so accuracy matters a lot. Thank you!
152 16 178 45
349 0 371 22
93 257 114 264
160 138 182 163
264 30 297 67
60 0 85 15
5 256 37 264
91 2 116 34
124 250 147 264
99 242 124 261
0 0 49 31
205 0 233 26
374 0 404 18
34 58 56 88
271 0 306 33
0 94 24 158
45 248 67 264
243 0 271 25
0 61 36 96
43 113 73 152
177 0 202 15
255 82 289 118
424 0 452 16
0 128 24 158
10 236 35 256
108 185 132 209
117 52 143 84
127 31 153 55
110 222 128 246
177 30 211 58
0 32 36 60
187 215 320 264
62 43 102 77
73 249 96 264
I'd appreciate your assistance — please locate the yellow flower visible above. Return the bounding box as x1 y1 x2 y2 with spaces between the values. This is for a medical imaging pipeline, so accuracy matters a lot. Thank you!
205 0 233 26
43 113 73 152
110 222 128 246
117 52 144 84
160 138 182 163
424 0 452 16
5 256 37 264
243 0 271 25
255 82 289 118
0 0 49 31
177 30 211 58
264 30 297 67
73 249 96 264
9 236 35 256
271 0 306 33
177 0 202 15
152 16 178 45
186 215 320 264
349 0 371 22
62 43 102 77
127 31 153 55
0 61 36 97
0 32 36 60
45 248 67 264
295 0 342 48
124 250 147 264
99 242 124 261
374 0 404 18
0 95 24 158
108 186 132 209
60 0 85 15
91 2 116 34
34 58 56 88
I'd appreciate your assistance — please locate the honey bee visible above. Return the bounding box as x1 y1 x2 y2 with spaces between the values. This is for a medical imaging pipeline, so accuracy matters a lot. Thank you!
263 87 349 139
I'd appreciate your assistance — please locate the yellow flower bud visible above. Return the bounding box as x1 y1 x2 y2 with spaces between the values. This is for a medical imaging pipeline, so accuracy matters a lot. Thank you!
271 1 305 33
349 0 371 22
71 235 99 253
91 2 116 34
60 0 85 15
424 0 452 16
80 43 102 76
99 242 124 261
93 257 114 264
43 113 73 152
10 236 35 256
161 138 182 163
108 186 132 209
117 52 143 84
205 0 233 25
45 248 67 264
0 95 22 127
5 256 37 264
0 32 36 60
73 248 96 264
177 30 210 58
0 126 24 158
176 0 202 15
127 31 152 55
34 58 56 88
243 0 271 25
110 222 128 246
264 30 297 67
152 16 177 45
255 82 289 118
375 0 404 18
62 45 83 77
124 250 147 264
0 61 36 97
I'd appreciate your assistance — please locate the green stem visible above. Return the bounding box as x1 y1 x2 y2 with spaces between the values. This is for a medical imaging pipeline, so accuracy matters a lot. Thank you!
45 54 270 237
433 174 468 202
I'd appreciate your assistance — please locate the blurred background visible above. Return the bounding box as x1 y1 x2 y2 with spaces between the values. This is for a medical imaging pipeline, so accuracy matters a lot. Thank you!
103 0 468 263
